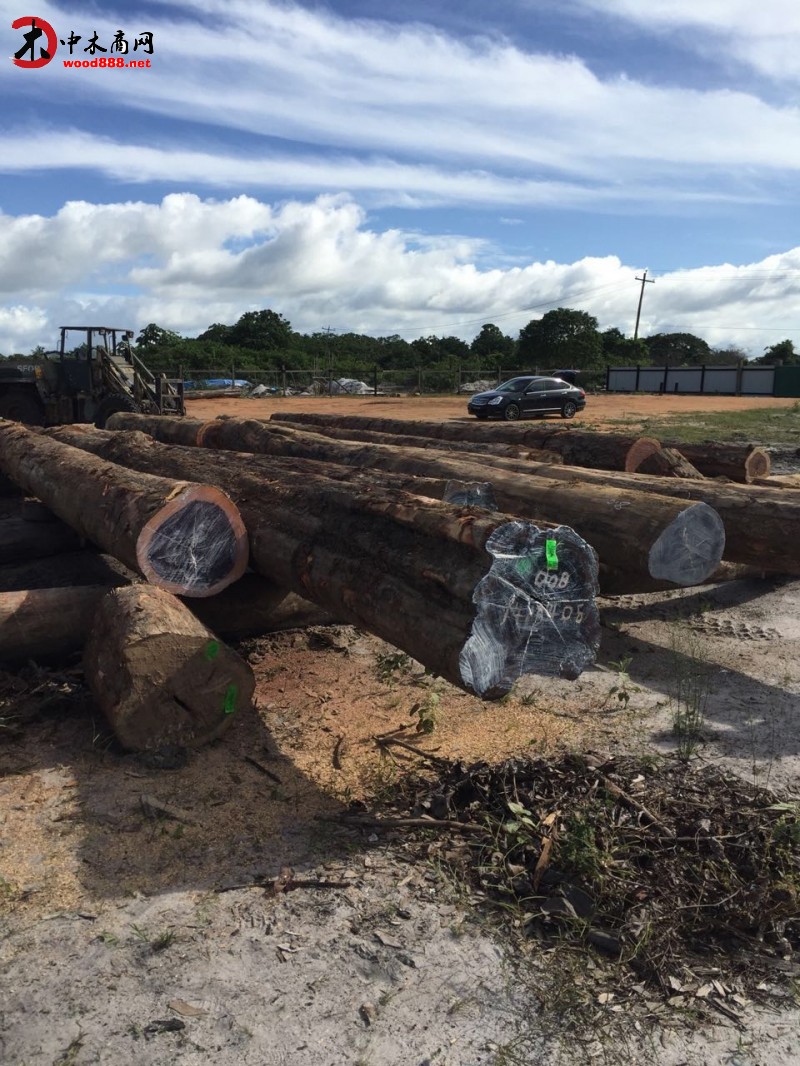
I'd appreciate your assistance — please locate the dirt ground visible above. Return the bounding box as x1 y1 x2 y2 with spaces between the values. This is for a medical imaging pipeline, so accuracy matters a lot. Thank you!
185 391 798 431
2 394 800 1065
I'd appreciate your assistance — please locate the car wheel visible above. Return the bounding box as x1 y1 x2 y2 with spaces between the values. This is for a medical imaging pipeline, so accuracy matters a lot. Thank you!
503 403 521 421
561 401 577 419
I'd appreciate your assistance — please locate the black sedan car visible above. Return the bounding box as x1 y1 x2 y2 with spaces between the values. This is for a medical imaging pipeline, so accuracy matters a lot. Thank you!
467 375 586 421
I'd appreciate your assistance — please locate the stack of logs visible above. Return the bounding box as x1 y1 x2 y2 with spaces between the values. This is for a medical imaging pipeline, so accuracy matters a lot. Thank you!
2 407 796 752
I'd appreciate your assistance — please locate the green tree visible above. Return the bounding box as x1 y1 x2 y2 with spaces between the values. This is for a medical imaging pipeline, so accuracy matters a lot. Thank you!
470 323 515 360
755 339 797 365
227 309 293 351
643 332 711 366
600 327 648 366
708 346 749 365
136 323 182 349
518 308 602 369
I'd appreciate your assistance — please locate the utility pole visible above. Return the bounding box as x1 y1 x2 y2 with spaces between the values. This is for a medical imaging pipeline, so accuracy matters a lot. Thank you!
633 270 654 340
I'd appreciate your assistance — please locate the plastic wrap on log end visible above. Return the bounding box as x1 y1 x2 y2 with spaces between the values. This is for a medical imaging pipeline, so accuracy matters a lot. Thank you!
442 480 499 510
647 501 725 586
624 437 662 473
459 521 600 699
135 485 249 598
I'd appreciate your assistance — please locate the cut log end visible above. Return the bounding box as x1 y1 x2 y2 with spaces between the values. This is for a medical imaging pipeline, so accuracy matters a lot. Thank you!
647 501 726 586
624 437 662 473
136 485 249 598
744 448 771 482
459 521 600 698
84 585 256 752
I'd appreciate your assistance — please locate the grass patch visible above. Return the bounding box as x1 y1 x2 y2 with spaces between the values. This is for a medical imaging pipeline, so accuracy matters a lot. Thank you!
603 403 800 446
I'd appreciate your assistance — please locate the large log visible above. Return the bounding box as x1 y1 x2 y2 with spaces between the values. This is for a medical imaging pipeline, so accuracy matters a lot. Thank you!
267 411 661 472
660 441 770 483
0 421 248 597
109 412 563 464
93 418 724 587
112 416 800 578
44 426 603 697
84 585 255 751
0 575 336 664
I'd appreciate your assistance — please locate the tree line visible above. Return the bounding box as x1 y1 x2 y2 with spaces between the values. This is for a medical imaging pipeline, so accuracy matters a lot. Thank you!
5 307 796 376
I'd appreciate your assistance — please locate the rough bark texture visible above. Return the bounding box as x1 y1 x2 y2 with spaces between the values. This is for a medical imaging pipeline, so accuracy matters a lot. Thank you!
752 474 800 490
45 426 602 697
1 586 105 662
92 418 723 587
639 447 704 479
0 575 336 664
209 416 563 464
84 585 256 752
122 417 800 577
269 411 661 472
598 561 769 596
660 442 770 483
0 421 248 596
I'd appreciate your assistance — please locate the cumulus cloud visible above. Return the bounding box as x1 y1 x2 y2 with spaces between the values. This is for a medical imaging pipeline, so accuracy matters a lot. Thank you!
1 193 799 356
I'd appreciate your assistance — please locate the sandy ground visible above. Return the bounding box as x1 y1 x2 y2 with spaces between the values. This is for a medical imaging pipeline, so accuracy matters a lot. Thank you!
2 392 800 1065
185 391 798 431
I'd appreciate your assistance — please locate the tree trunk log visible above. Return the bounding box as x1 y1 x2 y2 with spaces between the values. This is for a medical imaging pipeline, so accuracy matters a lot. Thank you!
0 421 248 597
752 473 800 489
90 418 723 587
84 585 256 751
267 411 661 472
638 447 704 479
108 411 563 463
660 442 770 483
0 575 336 664
44 426 603 697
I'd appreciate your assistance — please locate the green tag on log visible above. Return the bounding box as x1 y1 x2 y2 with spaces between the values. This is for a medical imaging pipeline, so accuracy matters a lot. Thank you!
223 684 238 715
545 538 559 571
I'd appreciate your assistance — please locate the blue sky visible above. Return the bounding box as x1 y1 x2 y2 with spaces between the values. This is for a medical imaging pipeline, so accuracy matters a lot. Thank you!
2 0 800 355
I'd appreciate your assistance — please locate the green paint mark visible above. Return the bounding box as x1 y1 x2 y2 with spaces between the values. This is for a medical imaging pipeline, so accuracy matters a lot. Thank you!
545 538 559 571
223 684 238 715
204 640 220 661
516 557 533 577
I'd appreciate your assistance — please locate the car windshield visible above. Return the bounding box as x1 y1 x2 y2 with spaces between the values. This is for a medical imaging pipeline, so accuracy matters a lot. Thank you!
494 377 534 393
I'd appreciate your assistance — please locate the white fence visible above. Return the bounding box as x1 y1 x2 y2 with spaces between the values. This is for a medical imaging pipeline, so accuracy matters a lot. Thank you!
606 365 775 395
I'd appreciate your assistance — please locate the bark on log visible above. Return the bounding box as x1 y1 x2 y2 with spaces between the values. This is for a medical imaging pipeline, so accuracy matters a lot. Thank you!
91 418 723 587
113 417 800 578
0 511 83 563
207 415 563 464
0 575 336 664
268 411 661 472
44 426 603 697
660 442 770 483
752 473 800 489
84 585 256 751
638 447 704 479
0 421 248 597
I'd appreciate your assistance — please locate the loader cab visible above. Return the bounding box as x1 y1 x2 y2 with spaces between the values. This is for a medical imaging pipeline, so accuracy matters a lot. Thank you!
56 327 132 393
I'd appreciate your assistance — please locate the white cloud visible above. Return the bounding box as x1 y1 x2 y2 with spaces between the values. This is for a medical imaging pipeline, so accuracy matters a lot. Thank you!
1 193 799 356
572 0 800 81
4 0 800 205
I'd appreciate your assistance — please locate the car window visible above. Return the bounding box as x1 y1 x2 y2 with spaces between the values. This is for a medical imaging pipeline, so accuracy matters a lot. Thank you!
544 378 568 389
525 380 548 392
496 377 533 392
